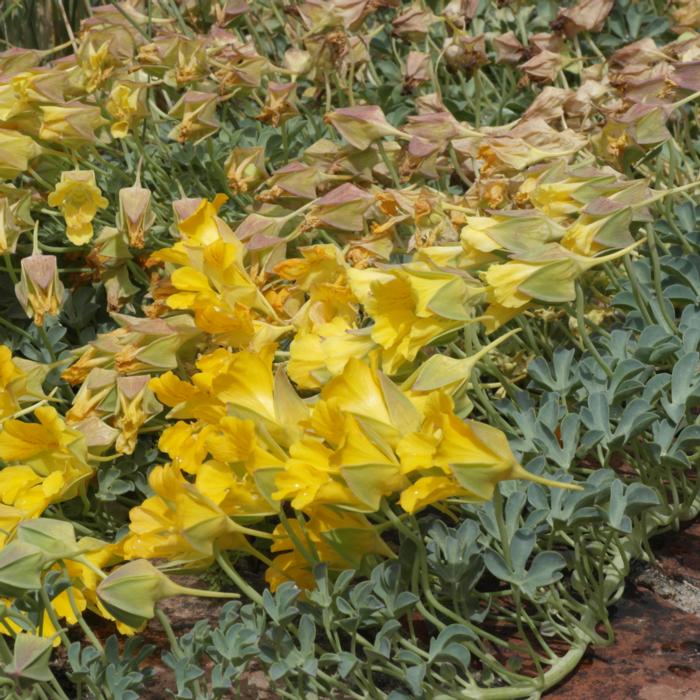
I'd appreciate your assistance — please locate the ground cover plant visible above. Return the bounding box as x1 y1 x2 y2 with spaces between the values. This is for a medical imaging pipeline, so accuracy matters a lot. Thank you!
0 0 698 697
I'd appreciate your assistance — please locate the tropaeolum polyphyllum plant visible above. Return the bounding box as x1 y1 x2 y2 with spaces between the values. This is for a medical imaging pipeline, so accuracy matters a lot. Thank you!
0 0 698 698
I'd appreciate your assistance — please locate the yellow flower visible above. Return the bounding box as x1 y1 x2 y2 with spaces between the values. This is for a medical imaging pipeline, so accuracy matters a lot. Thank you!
39 103 107 145
0 346 26 419
196 460 276 517
0 128 41 179
273 438 368 511
175 194 228 245
106 81 149 138
0 504 25 546
47 170 108 245
349 264 481 374
287 318 377 390
561 208 633 256
158 422 216 474
0 406 92 498
399 475 469 514
125 464 252 564
266 506 391 590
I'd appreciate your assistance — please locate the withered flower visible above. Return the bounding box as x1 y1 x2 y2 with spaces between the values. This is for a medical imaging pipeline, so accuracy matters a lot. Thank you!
256 82 298 127
493 32 526 65
224 146 268 194
15 254 64 327
168 91 220 143
392 4 437 43
553 0 615 36
404 51 431 90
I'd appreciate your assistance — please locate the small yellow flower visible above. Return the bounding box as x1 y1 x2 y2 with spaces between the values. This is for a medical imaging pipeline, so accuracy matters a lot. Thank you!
0 129 41 179
48 170 108 245
106 81 149 139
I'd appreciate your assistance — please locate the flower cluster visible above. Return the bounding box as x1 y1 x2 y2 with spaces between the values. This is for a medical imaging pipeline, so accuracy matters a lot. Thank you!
0 0 697 659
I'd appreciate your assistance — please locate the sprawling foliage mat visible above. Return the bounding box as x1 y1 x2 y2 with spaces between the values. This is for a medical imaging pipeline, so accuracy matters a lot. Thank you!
0 0 698 698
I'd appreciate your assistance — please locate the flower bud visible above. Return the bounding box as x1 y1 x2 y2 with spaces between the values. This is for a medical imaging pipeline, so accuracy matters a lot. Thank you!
17 518 80 561
2 633 54 682
0 541 45 597
96 559 182 628
15 254 64 326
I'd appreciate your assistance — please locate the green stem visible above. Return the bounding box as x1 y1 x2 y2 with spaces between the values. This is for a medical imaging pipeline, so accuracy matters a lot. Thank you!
376 141 401 188
574 283 612 379
215 550 264 606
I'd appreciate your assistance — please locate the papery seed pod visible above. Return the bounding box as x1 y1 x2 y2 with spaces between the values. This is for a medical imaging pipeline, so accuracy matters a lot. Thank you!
15 254 65 327
66 367 118 424
2 634 54 683
404 51 431 90
529 32 564 54
311 182 375 231
114 374 161 455
443 0 479 27
554 0 614 36
0 47 41 75
520 50 564 83
17 518 81 561
256 82 298 127
213 0 250 25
